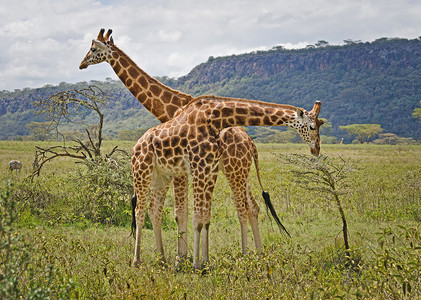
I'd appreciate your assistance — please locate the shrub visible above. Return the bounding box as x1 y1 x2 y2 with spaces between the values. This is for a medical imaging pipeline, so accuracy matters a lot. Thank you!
359 224 421 298
73 155 133 226
0 180 74 298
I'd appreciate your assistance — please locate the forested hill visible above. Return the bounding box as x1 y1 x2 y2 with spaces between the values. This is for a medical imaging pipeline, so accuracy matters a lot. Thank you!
0 37 420 140
175 37 421 139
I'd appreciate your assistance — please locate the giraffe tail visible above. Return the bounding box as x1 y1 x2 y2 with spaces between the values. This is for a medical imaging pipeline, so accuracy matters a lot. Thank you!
252 143 291 238
129 193 137 239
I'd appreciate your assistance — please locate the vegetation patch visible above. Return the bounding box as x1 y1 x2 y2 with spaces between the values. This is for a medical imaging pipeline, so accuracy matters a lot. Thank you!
0 143 420 298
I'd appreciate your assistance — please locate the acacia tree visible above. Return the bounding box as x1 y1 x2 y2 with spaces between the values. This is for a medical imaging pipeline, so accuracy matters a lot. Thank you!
25 121 54 141
31 86 128 177
413 100 421 121
284 154 355 261
340 124 383 143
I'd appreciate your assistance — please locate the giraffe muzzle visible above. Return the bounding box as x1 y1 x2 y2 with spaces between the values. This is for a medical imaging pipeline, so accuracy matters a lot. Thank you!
79 62 88 70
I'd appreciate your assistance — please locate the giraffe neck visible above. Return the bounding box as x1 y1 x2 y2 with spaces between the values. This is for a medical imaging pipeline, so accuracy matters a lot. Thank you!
188 96 302 130
107 45 193 123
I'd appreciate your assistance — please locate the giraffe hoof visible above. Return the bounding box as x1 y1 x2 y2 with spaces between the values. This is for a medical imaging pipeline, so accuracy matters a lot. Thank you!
192 262 202 272
193 264 210 276
192 261 211 275
132 259 141 268
175 255 190 272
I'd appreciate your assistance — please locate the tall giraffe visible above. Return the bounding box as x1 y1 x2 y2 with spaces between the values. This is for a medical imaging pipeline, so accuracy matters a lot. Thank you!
131 96 323 269
80 29 280 257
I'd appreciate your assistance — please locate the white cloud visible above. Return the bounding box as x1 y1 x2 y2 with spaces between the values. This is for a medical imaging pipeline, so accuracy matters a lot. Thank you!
0 0 421 90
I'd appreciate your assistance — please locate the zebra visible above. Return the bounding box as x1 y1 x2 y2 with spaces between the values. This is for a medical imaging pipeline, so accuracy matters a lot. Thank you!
9 160 22 172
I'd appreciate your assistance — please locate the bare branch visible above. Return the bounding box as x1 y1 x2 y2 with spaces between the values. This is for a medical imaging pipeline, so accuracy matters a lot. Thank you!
30 86 110 176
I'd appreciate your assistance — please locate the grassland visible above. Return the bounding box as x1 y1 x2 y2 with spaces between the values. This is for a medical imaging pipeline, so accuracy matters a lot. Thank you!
1 141 420 299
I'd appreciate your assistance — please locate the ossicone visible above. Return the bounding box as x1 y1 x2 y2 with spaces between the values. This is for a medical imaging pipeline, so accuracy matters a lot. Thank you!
97 28 105 42
310 101 322 118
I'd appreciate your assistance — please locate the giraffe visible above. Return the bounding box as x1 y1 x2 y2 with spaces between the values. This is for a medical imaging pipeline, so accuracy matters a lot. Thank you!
79 29 281 258
131 96 323 269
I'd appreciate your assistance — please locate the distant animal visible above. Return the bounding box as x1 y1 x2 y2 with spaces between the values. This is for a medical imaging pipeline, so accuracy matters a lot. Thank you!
9 160 22 172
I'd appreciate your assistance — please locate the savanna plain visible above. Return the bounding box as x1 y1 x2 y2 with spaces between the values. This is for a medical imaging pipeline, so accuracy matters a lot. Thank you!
1 141 420 299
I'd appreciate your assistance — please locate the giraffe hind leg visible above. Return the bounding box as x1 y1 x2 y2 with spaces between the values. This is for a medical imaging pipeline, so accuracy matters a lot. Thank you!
246 181 262 252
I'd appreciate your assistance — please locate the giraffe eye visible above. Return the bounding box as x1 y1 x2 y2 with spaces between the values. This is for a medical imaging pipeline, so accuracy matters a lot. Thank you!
309 125 315 130
90 47 96 52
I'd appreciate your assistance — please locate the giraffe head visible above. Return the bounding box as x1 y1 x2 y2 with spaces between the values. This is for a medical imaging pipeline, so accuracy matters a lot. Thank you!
79 28 114 69
294 101 324 156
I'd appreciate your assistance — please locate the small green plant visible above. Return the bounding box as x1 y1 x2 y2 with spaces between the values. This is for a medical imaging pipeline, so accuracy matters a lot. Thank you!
0 181 29 298
283 154 355 257
360 224 421 298
0 181 74 298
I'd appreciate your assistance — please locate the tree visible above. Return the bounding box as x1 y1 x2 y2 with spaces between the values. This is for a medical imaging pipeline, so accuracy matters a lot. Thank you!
284 154 356 262
339 124 383 144
31 86 128 177
117 128 148 141
25 121 54 141
315 40 329 48
251 127 300 143
413 100 421 121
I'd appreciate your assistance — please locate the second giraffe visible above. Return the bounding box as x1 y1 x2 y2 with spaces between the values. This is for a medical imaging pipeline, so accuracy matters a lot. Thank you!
131 95 323 270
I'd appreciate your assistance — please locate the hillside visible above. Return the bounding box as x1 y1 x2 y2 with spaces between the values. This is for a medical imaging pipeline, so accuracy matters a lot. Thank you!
0 37 420 141
0 81 160 140
175 37 421 140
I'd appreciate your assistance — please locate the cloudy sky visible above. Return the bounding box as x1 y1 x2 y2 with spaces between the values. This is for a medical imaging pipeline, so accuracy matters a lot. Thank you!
1 0 420 91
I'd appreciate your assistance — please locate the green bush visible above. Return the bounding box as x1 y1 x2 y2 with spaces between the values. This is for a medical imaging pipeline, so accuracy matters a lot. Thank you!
0 180 74 298
359 225 421 298
74 156 133 226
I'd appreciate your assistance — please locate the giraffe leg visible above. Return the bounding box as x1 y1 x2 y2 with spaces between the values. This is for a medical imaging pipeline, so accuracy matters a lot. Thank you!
246 180 262 252
132 184 151 267
220 127 262 254
236 191 250 254
228 181 250 254
173 175 189 264
132 143 154 267
192 168 218 270
149 173 172 264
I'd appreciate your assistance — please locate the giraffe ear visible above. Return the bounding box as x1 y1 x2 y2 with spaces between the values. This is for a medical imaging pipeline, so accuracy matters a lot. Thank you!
93 40 107 49
296 108 304 118
316 119 324 126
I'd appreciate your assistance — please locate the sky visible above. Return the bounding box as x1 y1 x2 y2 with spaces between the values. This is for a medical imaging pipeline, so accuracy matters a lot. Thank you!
1 0 420 91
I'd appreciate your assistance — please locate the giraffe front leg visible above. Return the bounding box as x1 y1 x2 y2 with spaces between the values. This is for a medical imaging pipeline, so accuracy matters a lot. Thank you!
192 168 218 271
173 175 189 267
133 188 148 267
192 218 203 271
192 214 211 271
131 143 154 268
149 174 172 264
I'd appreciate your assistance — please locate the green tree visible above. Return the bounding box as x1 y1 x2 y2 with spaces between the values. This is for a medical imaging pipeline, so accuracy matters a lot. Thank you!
25 121 54 141
117 128 147 141
339 124 383 144
284 154 356 262
251 127 300 143
413 100 421 121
